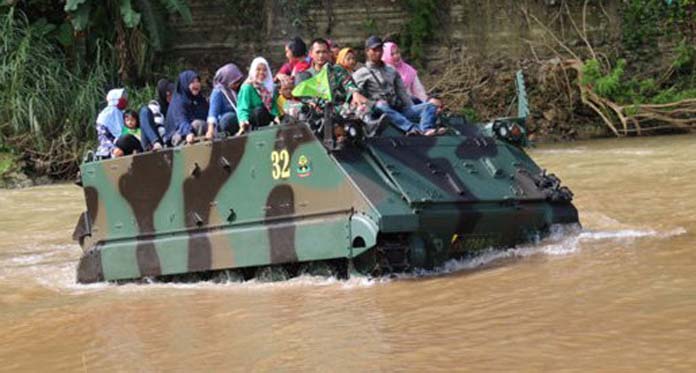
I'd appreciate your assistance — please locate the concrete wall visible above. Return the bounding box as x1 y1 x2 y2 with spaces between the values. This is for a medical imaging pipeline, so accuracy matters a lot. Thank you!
165 0 619 74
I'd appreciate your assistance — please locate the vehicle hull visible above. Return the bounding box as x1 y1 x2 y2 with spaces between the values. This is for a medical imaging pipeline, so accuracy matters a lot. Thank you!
74 122 578 283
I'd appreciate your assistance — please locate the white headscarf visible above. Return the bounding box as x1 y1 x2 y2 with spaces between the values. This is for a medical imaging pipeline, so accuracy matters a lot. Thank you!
96 88 127 137
105 88 126 106
246 57 274 94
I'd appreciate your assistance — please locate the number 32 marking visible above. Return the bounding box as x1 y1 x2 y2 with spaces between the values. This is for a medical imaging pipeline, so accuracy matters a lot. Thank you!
271 149 291 180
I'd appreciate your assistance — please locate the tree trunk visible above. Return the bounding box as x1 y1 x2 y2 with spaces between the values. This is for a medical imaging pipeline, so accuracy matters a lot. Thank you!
110 0 132 85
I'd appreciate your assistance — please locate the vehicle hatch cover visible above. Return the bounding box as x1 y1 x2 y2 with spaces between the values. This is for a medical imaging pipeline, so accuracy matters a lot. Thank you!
365 136 547 205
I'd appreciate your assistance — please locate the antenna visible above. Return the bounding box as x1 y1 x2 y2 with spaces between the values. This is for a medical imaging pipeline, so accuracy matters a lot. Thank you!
515 70 529 120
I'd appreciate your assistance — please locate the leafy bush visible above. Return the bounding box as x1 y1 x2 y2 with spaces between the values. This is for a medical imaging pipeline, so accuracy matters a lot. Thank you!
458 107 479 123
0 152 15 176
652 87 696 104
581 59 626 101
399 0 439 66
1 9 103 160
128 85 157 112
63 0 192 84
581 57 696 107
673 41 695 69
621 0 667 53
0 9 154 179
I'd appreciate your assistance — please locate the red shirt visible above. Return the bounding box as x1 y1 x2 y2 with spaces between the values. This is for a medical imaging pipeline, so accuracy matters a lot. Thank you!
278 56 312 76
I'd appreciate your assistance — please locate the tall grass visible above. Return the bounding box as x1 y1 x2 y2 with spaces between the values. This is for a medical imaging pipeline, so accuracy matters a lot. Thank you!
0 8 108 177
0 8 155 179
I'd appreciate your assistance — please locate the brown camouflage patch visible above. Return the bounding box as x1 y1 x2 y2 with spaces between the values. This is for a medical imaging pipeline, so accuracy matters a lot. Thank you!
274 124 314 153
183 138 247 272
135 238 161 277
118 150 176 277
76 246 104 283
266 184 298 264
118 150 174 233
84 186 99 225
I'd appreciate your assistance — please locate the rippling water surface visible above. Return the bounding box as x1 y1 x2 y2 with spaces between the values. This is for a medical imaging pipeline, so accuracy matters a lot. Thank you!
1 135 695 371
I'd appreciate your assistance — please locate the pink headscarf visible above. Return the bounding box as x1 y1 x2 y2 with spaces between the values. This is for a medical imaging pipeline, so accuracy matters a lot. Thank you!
382 42 418 88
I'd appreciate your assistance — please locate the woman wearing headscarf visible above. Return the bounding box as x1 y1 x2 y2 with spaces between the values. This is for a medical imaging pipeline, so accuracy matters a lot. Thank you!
95 88 127 158
382 42 428 103
138 79 174 150
328 39 341 63
237 57 279 134
165 70 209 145
336 47 358 73
207 63 244 139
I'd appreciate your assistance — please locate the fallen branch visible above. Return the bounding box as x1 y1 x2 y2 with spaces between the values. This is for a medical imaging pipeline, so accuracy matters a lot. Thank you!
527 6 696 136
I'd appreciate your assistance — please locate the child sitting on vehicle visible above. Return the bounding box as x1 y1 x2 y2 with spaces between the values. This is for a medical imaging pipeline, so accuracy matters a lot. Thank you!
113 109 144 157
277 79 303 119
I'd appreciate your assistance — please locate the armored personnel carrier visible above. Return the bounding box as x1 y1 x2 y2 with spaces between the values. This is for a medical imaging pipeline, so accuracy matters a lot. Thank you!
72 73 578 283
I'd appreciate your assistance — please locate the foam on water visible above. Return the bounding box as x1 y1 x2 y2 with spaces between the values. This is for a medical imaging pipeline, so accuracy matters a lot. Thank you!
108 273 380 293
534 148 587 155
9 222 686 294
534 147 656 157
405 224 687 278
602 149 657 156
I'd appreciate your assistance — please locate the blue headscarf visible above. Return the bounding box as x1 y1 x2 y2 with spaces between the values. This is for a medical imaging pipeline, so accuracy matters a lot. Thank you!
164 70 209 142
95 88 127 156
96 88 126 136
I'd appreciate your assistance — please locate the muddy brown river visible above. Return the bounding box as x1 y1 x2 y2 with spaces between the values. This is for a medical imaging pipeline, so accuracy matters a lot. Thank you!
1 135 695 371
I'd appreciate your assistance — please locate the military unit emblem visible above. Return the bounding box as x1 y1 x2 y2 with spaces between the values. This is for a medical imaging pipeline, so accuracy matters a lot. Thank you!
296 154 312 178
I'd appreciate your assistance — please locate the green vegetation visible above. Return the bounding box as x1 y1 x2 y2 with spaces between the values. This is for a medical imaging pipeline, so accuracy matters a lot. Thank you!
622 0 695 53
582 58 696 104
581 0 696 107
62 0 192 84
567 1 696 134
621 0 669 53
399 0 439 66
458 107 479 123
620 0 696 80
0 8 106 178
0 6 174 180
1 0 695 182
0 152 15 176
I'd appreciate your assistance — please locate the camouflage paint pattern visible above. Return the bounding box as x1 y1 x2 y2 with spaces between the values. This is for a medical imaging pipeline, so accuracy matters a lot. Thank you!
74 120 578 283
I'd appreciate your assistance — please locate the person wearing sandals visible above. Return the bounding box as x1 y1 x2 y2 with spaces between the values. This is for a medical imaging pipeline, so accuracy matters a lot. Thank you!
353 36 444 136
207 63 244 138
237 57 279 134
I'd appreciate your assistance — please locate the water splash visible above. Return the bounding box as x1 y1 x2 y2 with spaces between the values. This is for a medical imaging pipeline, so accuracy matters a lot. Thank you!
14 223 687 293
534 148 587 155
603 149 656 156
103 273 380 294
410 224 687 278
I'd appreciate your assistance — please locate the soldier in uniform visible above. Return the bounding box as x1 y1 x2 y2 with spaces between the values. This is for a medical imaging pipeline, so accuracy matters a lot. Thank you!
295 38 368 108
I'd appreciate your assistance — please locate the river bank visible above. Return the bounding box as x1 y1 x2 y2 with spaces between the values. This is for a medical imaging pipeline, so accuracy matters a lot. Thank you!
0 152 52 189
